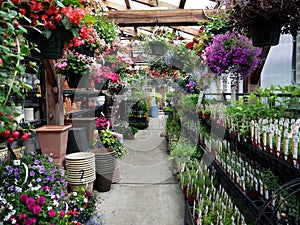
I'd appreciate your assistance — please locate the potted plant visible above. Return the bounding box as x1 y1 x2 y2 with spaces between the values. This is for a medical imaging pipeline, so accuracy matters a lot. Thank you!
55 50 95 88
13 0 95 59
0 152 69 223
186 13 230 56
202 30 263 80
170 42 196 72
204 109 211 119
67 187 99 223
142 27 175 56
92 15 119 50
131 100 149 117
224 0 300 46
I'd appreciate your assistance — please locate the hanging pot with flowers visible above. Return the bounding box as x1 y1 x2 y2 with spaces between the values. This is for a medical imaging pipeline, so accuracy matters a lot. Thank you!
90 65 120 91
55 50 95 88
202 30 263 80
13 0 95 59
223 0 300 47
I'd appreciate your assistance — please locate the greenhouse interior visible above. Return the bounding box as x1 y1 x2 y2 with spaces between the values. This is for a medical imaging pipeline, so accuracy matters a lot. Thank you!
0 0 300 224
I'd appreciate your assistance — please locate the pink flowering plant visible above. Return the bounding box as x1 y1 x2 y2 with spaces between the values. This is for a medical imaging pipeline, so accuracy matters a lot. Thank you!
202 31 263 79
95 115 112 130
0 188 68 224
0 152 69 224
91 65 119 87
55 50 95 76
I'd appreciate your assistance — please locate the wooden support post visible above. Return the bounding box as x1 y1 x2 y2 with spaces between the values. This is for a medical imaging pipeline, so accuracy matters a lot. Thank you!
42 59 65 125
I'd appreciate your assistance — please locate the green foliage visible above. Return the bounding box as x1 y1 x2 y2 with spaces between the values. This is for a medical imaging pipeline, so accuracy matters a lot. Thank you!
166 110 181 139
93 15 118 46
0 1 37 133
132 100 149 113
98 130 127 158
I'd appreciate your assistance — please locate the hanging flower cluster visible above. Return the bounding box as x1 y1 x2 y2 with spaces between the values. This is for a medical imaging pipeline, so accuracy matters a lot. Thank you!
12 0 91 45
202 31 263 79
68 26 102 49
149 61 180 79
91 65 119 84
55 50 95 76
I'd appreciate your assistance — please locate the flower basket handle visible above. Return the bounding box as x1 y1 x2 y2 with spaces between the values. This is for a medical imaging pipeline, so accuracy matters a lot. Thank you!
22 162 29 185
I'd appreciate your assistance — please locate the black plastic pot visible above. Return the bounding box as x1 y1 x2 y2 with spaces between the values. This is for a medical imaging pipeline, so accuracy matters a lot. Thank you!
94 172 113 192
250 18 282 47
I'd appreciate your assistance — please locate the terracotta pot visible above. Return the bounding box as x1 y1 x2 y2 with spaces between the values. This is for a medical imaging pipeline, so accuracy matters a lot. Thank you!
35 125 72 160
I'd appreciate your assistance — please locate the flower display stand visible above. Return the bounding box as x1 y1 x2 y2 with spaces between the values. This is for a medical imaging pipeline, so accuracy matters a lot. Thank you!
35 124 72 166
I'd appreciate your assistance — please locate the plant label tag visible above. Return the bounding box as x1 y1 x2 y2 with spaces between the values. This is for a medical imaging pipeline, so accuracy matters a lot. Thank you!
13 160 20 166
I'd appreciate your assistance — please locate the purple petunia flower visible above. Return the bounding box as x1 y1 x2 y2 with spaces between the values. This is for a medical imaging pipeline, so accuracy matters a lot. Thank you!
36 178 41 183
24 217 36 225
26 197 35 210
34 159 40 165
29 171 35 176
202 31 262 79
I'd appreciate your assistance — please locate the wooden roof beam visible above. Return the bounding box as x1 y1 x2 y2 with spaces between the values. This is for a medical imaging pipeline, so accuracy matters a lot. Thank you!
107 9 214 27
171 26 199 36
179 0 186 9
132 0 177 8
102 0 128 10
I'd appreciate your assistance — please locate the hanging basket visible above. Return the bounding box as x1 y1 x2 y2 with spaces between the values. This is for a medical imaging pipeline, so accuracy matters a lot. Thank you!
66 72 89 89
250 19 282 47
150 42 167 56
27 29 64 59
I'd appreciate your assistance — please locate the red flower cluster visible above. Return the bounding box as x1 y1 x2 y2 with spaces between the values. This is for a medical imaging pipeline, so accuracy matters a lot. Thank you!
11 0 91 45
69 25 100 47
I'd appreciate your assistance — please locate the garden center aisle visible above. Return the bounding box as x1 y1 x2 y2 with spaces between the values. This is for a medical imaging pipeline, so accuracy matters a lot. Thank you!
98 114 184 225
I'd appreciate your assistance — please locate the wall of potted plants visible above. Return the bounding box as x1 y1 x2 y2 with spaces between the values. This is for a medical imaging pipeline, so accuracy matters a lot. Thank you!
167 80 300 224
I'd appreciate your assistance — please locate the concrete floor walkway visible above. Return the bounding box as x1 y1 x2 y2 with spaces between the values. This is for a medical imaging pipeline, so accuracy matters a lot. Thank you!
97 115 184 225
